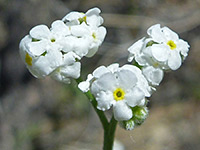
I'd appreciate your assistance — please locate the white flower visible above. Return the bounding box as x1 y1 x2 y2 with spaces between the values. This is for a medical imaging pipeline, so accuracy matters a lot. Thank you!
19 34 81 81
59 35 90 57
70 22 106 57
142 66 164 86
62 7 104 27
127 24 190 85
147 24 190 70
19 8 107 83
78 65 110 92
50 52 81 84
19 35 63 78
28 20 71 56
78 64 152 121
62 7 106 57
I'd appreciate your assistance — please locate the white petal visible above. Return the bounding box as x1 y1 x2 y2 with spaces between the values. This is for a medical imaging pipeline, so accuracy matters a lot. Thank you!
138 98 146 107
116 70 137 89
19 35 32 63
62 51 78 65
78 74 94 92
32 50 63 78
60 36 78 53
93 66 110 78
91 72 117 95
62 11 84 23
107 63 119 73
168 50 182 70
50 61 80 83
29 25 50 39
147 24 166 43
121 64 142 75
70 23 90 37
113 101 132 121
72 37 90 57
27 40 48 56
61 36 90 57
142 66 164 86
86 8 103 27
122 65 152 97
86 7 101 16
128 54 134 62
96 26 106 42
151 44 169 62
96 91 114 111
50 69 71 84
162 26 179 41
78 81 90 92
125 87 145 107
177 39 190 58
59 62 81 79
127 37 145 62
86 46 98 57
51 20 70 36
87 15 104 27
135 53 150 66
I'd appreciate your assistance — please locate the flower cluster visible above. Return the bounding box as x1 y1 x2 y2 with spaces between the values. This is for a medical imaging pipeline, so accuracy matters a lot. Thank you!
78 24 190 130
128 24 190 86
19 7 190 131
19 8 106 83
79 63 152 121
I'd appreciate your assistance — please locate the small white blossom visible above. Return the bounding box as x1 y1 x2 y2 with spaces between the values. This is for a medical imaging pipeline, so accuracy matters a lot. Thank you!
50 52 81 84
147 24 190 70
28 20 71 56
62 7 106 57
78 65 110 92
19 22 81 82
62 7 103 27
128 24 190 86
142 66 164 86
19 7 107 83
79 64 152 121
19 35 63 78
70 22 106 57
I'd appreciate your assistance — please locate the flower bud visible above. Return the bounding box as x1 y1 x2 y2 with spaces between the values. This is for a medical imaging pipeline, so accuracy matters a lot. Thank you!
132 106 148 126
119 119 135 131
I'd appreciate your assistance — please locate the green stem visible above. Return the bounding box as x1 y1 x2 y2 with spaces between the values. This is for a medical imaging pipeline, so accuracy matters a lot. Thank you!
75 78 109 130
75 77 118 150
103 116 118 150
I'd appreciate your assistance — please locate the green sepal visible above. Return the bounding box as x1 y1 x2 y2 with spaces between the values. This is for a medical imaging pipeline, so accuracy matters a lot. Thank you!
32 38 40 42
146 40 158 47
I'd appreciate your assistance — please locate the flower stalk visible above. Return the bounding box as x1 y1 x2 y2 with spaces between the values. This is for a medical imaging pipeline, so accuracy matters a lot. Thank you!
76 77 117 150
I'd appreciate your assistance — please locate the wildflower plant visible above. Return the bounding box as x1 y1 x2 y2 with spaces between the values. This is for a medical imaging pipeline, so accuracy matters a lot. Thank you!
19 7 190 150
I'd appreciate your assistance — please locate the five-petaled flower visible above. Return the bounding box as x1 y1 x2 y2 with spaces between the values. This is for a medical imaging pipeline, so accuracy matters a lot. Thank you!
19 7 106 83
128 24 190 86
79 63 152 121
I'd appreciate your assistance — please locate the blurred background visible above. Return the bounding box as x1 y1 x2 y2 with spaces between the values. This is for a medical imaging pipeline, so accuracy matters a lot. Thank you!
0 0 200 150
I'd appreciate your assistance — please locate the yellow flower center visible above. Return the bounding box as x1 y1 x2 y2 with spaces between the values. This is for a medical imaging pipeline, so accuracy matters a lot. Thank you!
51 38 56 42
25 53 32 66
92 32 96 39
167 40 176 50
153 62 159 67
78 16 87 24
113 88 125 101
